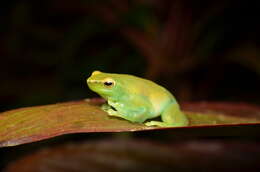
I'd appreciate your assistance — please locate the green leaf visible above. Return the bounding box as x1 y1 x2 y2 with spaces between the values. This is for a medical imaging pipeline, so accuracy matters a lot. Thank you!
0 99 259 147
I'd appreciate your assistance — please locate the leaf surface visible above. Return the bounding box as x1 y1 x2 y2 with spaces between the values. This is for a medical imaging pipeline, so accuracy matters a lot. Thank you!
0 99 260 147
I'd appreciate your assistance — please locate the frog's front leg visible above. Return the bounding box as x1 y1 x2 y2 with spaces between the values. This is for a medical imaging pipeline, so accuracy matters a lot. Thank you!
107 100 149 123
101 104 121 117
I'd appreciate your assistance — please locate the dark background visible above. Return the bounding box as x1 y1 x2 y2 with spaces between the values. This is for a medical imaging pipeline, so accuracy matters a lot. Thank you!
0 0 260 170
0 0 259 112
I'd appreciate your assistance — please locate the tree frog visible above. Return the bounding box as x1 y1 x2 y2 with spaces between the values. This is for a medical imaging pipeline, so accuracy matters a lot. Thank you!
86 71 189 127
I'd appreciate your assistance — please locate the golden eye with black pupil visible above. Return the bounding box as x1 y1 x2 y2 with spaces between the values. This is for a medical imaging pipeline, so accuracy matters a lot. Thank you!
103 78 115 87
104 81 113 86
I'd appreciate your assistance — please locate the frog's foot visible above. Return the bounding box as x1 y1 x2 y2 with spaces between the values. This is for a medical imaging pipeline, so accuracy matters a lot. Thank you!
145 121 168 127
101 105 122 118
145 121 183 127
106 108 122 117
101 104 111 111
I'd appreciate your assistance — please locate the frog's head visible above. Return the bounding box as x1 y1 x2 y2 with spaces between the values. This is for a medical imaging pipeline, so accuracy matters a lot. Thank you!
86 71 122 99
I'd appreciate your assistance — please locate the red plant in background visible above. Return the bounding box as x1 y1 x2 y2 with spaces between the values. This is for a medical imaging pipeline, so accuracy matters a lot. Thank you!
1 0 259 105
51 0 228 79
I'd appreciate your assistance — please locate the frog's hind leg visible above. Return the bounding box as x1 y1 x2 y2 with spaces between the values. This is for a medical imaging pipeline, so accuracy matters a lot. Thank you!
145 103 189 127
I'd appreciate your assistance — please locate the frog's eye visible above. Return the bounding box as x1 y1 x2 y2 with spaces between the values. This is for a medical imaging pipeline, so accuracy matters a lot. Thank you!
104 81 113 86
103 78 115 87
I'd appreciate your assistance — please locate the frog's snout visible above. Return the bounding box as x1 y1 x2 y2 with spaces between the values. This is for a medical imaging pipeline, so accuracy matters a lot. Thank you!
87 71 102 84
86 78 96 91
86 78 94 87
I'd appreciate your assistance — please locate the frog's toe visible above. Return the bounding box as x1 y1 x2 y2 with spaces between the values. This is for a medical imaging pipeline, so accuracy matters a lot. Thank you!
145 121 171 127
101 104 110 111
106 109 121 117
145 121 161 127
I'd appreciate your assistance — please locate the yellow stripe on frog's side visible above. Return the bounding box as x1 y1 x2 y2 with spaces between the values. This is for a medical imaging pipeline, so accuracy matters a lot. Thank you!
148 88 175 116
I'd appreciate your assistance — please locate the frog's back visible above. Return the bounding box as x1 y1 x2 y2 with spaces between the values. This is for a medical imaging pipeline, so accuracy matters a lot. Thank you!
114 74 175 114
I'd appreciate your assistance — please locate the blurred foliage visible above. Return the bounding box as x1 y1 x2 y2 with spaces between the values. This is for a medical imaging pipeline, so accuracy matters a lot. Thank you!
0 0 259 111
5 139 260 172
